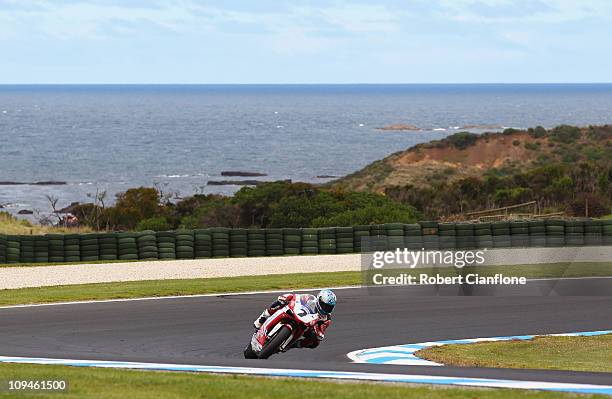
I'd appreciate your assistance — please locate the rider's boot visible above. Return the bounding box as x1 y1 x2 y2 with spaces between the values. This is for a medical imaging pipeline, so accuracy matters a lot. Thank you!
253 309 270 329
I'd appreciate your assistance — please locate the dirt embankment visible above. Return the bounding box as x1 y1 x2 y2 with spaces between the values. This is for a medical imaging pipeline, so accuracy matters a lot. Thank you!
331 126 610 193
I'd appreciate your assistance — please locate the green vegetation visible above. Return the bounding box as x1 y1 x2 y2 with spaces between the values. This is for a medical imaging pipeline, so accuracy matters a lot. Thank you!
417 334 612 373
550 125 582 143
68 181 419 231
0 363 596 399
445 131 479 149
382 125 612 218
0 263 609 307
0 271 361 306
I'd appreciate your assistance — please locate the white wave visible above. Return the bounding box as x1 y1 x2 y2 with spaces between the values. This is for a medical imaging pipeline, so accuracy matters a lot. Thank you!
433 128 446 131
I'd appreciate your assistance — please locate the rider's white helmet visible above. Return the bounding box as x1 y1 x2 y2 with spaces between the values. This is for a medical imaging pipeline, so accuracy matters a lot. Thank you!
316 289 336 315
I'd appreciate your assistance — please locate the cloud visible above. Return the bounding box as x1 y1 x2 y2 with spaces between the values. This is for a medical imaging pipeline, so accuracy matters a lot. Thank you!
0 0 610 83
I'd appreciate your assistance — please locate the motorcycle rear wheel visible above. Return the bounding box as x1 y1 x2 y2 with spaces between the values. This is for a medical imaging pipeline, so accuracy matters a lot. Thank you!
258 325 292 359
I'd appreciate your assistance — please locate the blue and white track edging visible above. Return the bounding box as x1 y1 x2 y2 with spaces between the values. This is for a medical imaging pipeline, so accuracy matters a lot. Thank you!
1 355 611 396
347 330 612 367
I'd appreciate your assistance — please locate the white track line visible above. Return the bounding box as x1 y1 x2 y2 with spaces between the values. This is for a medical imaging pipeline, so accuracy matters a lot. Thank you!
0 355 610 395
348 330 612 367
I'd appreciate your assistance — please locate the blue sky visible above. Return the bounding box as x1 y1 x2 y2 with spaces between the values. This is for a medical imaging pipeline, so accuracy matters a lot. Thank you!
1 0 611 83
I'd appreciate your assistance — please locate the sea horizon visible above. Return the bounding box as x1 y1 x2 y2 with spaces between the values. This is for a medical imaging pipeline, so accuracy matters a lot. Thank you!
2 83 611 216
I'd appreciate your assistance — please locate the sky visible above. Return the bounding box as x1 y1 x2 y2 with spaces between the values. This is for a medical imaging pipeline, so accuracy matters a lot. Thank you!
1 0 611 84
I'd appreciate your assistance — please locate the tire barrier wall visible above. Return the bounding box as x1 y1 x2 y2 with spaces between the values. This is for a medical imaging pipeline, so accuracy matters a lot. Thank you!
1 219 611 264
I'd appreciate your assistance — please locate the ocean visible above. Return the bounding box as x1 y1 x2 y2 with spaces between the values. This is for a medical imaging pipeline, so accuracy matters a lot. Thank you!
1 84 611 216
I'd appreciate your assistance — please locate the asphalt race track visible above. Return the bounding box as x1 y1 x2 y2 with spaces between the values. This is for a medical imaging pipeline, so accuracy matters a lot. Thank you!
1 279 611 386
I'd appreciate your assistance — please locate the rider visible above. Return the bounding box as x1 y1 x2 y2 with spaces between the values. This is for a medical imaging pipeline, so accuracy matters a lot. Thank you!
253 289 336 349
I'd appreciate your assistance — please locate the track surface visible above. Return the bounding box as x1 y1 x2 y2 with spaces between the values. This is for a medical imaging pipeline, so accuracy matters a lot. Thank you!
1 280 611 385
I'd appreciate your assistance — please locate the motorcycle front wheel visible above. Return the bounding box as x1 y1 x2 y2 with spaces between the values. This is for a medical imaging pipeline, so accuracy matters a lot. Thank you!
258 325 292 359
244 343 257 359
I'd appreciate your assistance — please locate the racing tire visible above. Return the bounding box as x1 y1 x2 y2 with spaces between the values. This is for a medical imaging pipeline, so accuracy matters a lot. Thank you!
258 325 292 359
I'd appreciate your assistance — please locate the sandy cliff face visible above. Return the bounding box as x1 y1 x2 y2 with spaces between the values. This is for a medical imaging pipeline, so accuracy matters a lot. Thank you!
331 126 611 193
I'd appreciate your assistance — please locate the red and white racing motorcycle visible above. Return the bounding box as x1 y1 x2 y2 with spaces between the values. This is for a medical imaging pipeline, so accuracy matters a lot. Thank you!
244 295 320 359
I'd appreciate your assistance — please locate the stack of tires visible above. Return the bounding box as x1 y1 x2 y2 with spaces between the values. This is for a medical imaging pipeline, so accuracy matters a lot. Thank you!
419 221 439 249
491 221 511 248
0 234 6 264
528 220 546 247
176 230 195 259
230 229 248 258
603 220 612 245
194 229 212 258
368 224 388 251
352 226 370 253
64 234 81 262
385 224 405 251
510 220 529 247
545 219 565 247
318 227 337 254
335 227 354 254
455 223 475 249
583 219 603 246
265 228 284 256
117 233 139 261
157 231 177 260
247 229 266 257
46 234 65 263
19 236 35 263
282 228 301 256
404 224 422 250
438 223 456 249
301 228 319 255
98 233 118 261
80 233 100 262
564 220 585 246
474 223 493 248
137 231 158 260
6 235 20 263
34 236 49 263
211 228 230 258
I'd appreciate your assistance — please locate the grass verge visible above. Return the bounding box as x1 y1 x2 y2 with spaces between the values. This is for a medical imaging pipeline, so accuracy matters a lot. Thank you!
0 262 610 307
417 334 612 373
0 363 606 399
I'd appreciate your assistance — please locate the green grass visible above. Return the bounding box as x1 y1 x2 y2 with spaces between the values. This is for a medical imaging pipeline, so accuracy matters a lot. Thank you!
0 271 361 307
0 363 605 399
0 262 610 307
417 334 612 373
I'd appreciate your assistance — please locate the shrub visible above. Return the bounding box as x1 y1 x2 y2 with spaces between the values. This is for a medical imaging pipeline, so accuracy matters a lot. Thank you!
446 132 479 150
524 142 539 151
503 128 520 135
550 125 581 143
512 140 520 146
136 216 171 232
528 126 547 138
568 193 610 218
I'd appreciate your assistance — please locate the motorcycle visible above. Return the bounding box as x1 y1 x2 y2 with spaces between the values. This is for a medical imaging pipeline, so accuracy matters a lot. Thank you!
244 294 320 359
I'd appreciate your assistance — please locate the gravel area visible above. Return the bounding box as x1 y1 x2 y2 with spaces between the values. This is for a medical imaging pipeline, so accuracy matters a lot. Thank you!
0 254 362 290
